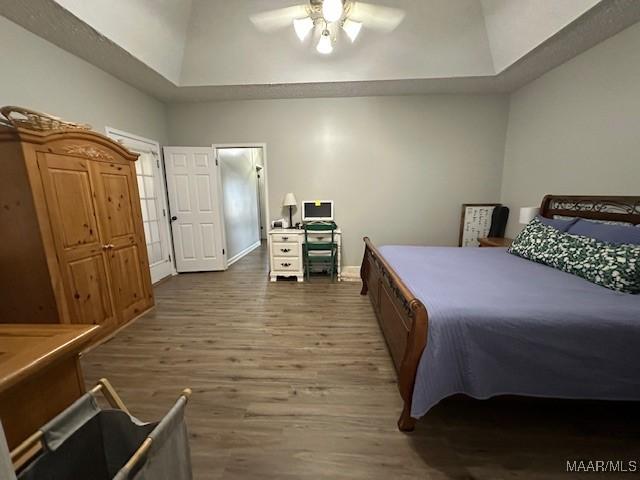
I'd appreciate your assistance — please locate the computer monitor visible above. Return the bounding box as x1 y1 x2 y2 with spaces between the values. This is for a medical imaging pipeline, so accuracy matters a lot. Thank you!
302 200 334 222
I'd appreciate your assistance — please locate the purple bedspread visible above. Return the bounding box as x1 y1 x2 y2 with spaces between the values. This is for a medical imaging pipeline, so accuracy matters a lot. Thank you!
377 246 640 418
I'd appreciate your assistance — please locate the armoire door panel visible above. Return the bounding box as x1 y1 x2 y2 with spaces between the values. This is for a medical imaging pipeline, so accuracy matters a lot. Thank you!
38 153 117 327
108 244 148 322
48 168 100 250
91 162 141 242
64 243 105 262
91 161 152 322
66 254 114 325
100 173 135 241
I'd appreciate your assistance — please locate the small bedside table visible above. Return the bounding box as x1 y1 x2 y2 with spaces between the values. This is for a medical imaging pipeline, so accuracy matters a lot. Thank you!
478 237 513 248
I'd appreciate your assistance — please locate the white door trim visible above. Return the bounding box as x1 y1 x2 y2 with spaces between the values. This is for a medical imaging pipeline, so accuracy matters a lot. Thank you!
105 127 176 284
213 142 270 249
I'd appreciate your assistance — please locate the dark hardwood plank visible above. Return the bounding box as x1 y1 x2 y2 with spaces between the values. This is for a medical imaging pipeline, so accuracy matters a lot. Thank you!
82 245 640 479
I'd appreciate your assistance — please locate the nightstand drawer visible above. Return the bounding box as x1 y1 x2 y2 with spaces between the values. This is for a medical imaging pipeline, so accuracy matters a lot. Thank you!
272 233 296 243
273 257 300 271
272 242 300 257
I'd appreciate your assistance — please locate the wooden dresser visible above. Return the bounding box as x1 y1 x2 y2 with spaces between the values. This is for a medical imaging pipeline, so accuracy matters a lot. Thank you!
0 324 98 450
0 107 153 343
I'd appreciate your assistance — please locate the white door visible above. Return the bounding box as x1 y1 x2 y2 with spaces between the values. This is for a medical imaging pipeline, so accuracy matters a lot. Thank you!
105 128 175 284
164 147 226 272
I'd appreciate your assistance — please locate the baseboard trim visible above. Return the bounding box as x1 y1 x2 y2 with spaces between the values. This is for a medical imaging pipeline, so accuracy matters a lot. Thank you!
227 240 262 267
341 265 361 282
152 271 177 286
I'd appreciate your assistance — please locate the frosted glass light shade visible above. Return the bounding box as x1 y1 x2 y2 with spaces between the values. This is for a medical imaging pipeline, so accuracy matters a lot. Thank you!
282 192 297 207
322 0 343 22
316 30 333 54
343 19 362 42
519 206 540 224
293 17 314 41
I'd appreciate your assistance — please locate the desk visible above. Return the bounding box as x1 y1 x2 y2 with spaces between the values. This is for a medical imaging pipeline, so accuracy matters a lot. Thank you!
0 324 98 450
268 228 342 282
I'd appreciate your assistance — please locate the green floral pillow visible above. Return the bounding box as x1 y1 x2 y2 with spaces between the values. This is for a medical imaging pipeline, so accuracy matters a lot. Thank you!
508 218 640 294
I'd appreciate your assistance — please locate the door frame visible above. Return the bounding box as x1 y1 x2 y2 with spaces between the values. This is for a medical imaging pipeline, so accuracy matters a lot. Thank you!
105 127 176 283
213 143 270 264
256 164 266 240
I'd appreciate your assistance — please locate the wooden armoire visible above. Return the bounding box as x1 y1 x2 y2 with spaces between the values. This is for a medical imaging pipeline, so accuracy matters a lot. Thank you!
0 107 154 342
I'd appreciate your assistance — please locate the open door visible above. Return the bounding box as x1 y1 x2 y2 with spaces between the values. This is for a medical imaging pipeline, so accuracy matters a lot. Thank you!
106 128 175 284
163 147 226 272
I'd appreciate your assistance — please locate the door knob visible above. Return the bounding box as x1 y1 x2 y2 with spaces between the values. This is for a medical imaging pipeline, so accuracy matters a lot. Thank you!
171 216 178 222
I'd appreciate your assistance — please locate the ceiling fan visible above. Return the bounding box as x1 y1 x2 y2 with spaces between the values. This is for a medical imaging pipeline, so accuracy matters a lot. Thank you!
250 0 405 55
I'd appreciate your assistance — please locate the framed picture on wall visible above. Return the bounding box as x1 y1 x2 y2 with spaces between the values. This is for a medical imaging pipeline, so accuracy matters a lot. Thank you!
459 203 501 247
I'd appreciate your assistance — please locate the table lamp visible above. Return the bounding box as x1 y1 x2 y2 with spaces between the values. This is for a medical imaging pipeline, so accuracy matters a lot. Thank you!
282 192 297 228
519 206 540 224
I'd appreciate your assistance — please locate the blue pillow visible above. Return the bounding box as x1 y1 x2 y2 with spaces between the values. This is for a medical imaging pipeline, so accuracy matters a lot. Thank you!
536 215 577 232
567 219 640 245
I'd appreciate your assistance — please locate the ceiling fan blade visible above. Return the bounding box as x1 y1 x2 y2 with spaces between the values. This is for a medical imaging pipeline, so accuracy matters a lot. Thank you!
349 2 405 32
250 5 309 33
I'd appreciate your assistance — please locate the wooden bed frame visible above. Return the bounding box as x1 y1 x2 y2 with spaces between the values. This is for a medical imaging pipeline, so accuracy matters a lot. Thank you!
360 195 640 432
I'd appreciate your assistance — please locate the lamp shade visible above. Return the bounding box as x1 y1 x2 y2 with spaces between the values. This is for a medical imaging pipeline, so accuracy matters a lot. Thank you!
282 192 297 207
293 17 314 42
316 29 333 54
343 19 362 42
519 206 540 224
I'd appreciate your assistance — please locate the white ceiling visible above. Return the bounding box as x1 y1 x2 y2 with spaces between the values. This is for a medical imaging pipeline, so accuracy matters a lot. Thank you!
54 0 193 83
2 0 640 100
180 0 495 86
480 0 600 72
50 0 600 84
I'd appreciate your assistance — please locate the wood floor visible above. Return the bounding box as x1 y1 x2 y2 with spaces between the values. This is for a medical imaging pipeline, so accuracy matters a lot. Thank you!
83 245 640 479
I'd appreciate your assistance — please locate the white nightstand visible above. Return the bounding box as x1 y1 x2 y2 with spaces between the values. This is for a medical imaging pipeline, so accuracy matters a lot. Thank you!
268 228 342 282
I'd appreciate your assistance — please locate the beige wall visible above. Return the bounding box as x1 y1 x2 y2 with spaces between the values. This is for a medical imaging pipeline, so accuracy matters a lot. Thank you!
0 16 167 144
168 95 509 265
501 21 640 238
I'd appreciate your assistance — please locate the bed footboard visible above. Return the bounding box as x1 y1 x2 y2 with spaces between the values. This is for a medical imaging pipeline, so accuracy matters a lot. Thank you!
360 237 428 432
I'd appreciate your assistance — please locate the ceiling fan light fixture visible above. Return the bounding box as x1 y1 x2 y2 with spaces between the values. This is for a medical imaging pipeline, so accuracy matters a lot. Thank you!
342 18 362 42
293 17 314 41
316 29 333 54
322 0 343 23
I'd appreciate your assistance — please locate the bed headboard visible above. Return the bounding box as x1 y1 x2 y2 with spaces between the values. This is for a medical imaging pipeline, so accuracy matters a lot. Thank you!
540 195 640 225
